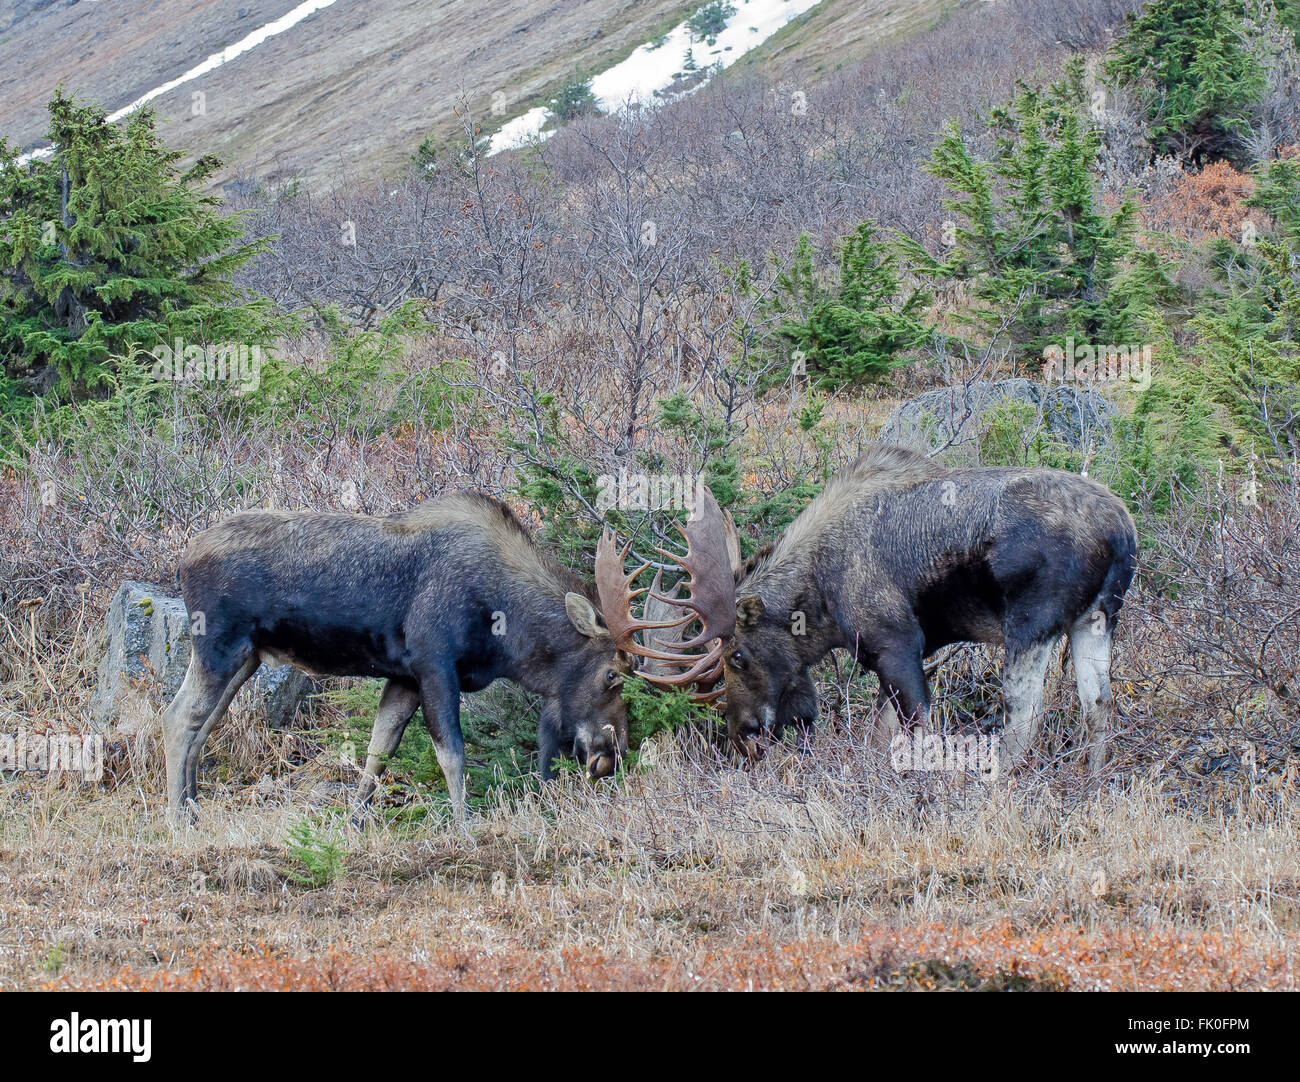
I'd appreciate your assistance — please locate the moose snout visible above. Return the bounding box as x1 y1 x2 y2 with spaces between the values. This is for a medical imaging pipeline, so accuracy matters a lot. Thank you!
733 716 766 762
587 751 617 779
583 724 622 780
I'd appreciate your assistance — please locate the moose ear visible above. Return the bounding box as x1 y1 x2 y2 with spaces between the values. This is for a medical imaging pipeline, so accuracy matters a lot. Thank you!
565 592 609 638
736 595 765 631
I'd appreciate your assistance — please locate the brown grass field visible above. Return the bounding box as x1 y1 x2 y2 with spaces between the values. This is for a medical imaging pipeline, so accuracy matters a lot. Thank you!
4 721 1297 991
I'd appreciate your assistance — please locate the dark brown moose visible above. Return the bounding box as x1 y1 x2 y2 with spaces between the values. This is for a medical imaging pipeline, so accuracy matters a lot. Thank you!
162 492 635 824
612 446 1138 776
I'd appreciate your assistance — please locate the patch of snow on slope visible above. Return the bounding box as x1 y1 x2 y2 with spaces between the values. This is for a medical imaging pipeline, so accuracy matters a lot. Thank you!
17 0 341 164
488 0 824 155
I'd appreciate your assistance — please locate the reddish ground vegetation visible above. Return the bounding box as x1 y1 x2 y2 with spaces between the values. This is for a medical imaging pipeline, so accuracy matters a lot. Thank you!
1144 159 1257 242
52 924 1298 992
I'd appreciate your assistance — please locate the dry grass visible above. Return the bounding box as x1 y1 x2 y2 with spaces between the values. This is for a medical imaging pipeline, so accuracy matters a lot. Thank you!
737 0 953 82
3 723 1297 991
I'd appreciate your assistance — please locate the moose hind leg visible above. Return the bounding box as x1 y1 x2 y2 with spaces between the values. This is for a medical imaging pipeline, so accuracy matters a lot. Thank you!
353 679 421 816
1069 611 1114 775
163 649 258 822
999 641 1054 772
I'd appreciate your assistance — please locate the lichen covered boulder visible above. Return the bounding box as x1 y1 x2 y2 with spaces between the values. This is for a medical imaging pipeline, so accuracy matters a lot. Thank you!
92 580 311 732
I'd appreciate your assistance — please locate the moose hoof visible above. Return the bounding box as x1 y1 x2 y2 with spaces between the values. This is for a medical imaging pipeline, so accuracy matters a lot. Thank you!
166 798 199 828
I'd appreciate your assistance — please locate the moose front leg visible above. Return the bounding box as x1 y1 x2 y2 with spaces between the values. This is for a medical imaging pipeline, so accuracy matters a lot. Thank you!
537 703 561 781
420 675 468 829
353 678 421 822
869 637 930 747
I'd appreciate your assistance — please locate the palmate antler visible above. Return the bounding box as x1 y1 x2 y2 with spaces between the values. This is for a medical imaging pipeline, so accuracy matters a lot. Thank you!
595 488 738 701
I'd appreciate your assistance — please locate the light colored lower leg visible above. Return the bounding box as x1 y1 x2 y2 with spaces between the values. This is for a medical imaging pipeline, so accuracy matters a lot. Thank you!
420 682 467 829
164 653 257 821
163 657 211 816
873 692 902 754
354 680 421 812
1070 614 1114 775
434 740 467 827
999 641 1055 770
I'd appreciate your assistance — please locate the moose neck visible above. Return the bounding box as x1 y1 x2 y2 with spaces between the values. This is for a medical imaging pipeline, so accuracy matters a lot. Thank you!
501 599 589 700
747 559 847 665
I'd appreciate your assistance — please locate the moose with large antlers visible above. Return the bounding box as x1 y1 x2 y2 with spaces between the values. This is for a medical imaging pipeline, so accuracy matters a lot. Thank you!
162 492 634 824
166 444 1135 825
615 445 1137 775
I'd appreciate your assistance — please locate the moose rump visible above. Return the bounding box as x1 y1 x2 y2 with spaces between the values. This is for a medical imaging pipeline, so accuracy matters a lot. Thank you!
162 493 630 822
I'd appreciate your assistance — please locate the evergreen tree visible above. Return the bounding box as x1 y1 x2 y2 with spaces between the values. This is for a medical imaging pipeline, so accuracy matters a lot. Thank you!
546 70 599 123
0 91 282 396
1276 0 1300 44
762 224 930 387
898 59 1176 363
1189 154 1300 457
1105 0 1266 165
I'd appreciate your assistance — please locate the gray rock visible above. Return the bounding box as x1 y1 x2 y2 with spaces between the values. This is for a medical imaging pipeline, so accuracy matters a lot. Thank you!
877 378 1115 462
92 580 312 731
250 662 312 729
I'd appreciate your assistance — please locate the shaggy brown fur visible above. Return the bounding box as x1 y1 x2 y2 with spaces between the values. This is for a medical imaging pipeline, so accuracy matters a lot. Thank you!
723 446 1137 775
164 491 627 825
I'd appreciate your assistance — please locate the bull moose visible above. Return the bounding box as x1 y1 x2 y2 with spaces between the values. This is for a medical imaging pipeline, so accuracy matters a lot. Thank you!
611 445 1137 775
162 491 633 823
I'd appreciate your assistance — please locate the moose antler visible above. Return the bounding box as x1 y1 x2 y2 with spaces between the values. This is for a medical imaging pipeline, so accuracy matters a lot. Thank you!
594 488 737 699
638 573 686 679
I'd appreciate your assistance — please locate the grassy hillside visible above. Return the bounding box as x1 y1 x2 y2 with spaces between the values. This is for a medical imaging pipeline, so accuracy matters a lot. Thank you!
738 0 957 80
1 0 710 187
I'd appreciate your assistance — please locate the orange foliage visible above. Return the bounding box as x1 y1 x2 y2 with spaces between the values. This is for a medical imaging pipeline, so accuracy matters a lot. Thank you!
50 923 1299 992
1145 160 1256 243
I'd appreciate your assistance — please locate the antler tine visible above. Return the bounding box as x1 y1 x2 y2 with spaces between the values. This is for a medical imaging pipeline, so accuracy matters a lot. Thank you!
592 488 737 702
647 488 737 651
640 574 703 675
632 643 725 685
595 527 693 653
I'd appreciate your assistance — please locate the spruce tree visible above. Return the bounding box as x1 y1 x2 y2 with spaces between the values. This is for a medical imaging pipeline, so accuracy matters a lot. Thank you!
0 91 282 397
1105 0 1266 165
898 59 1177 363
1276 0 1300 44
1187 154 1300 457
762 224 930 387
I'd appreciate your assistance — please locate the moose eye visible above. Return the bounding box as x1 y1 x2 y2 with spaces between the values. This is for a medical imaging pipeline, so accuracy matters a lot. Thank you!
730 651 746 670
605 669 619 686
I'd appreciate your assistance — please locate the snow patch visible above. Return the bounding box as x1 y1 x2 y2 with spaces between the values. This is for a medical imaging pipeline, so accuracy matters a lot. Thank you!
488 0 824 155
17 0 341 165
